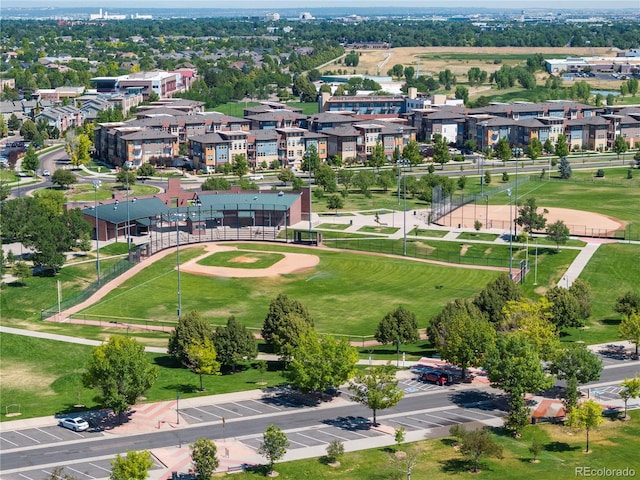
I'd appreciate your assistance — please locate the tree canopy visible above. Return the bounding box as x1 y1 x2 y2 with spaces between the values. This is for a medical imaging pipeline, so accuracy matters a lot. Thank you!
83 336 159 422
110 450 153 480
374 306 419 346
190 437 219 479
349 364 404 426
261 294 314 359
212 315 258 371
516 197 548 233
259 424 289 473
168 310 214 366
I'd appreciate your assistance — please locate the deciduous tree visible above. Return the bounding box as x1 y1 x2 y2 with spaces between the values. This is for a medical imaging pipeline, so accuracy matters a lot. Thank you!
286 330 358 393
495 137 511 163
567 400 603 453
545 286 583 329
549 343 602 413
459 427 503 473
546 220 570 251
110 450 153 480
619 311 640 357
232 154 249 179
474 273 522 324
259 424 289 474
349 364 404 426
326 194 344 214
261 294 314 360
83 336 159 423
185 338 221 391
431 134 450 169
201 176 231 191
374 306 419 347
212 315 258 372
22 145 39 174
168 310 214 366
614 291 640 317
516 197 548 233
277 168 295 185
51 169 77 189
190 437 219 479
619 376 640 419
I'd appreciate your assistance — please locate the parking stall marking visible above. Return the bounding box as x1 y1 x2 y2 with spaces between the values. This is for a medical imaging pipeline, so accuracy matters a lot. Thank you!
422 412 463 426
250 399 281 411
211 404 245 417
179 409 208 422
284 437 311 448
439 411 487 423
35 428 63 441
13 431 40 444
1 436 19 447
314 429 350 441
390 418 426 430
89 463 111 473
190 406 222 418
18 473 35 480
293 432 329 445
231 402 262 414
65 466 96 479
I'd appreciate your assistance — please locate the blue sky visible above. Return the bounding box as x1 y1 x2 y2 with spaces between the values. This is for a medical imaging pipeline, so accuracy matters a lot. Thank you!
4 0 639 8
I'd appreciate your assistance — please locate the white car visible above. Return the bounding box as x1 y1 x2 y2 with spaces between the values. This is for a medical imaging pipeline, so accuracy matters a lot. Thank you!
58 417 89 432
42 169 50 176
249 174 264 181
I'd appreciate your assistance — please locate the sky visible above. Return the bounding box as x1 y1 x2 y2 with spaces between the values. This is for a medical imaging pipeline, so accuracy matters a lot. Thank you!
3 0 639 9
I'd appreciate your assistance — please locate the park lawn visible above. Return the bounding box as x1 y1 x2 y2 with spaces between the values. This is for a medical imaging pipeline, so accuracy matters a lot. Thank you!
413 228 448 238
357 225 400 235
0 170 18 182
197 251 284 269
313 190 428 213
316 223 351 230
234 412 640 480
0 333 287 421
457 232 500 242
78 243 503 336
66 182 161 202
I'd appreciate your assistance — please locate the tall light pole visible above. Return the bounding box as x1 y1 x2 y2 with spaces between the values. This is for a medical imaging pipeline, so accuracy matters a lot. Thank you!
125 165 131 251
403 168 407 256
308 157 313 238
534 238 538 285
176 212 182 318
93 180 101 286
507 188 513 279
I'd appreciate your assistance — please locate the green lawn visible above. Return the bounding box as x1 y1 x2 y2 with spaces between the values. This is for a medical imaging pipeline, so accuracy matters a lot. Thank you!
233 413 640 480
197 251 284 269
67 182 161 202
77 243 503 336
316 223 351 230
457 232 500 242
0 333 286 421
357 225 401 235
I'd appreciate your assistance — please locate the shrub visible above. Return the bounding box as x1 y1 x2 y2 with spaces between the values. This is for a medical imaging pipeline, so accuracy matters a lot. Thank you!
326 440 344 463
595 169 605 178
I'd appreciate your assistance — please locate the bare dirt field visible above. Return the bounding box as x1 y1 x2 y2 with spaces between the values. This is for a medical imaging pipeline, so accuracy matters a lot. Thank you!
180 244 320 278
351 46 617 78
441 204 624 237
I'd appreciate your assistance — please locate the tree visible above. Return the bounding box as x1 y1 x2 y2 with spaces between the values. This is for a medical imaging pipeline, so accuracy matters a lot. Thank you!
619 312 640 357
567 400 603 453
374 306 419 347
137 163 156 178
337 169 354 191
286 330 358 393
613 135 629 161
434 312 496 379
569 279 593 321
502 299 559 359
191 437 219 479
555 134 570 160
349 364 404 426
614 291 640 317
13 261 31 285
65 132 92 167
259 424 289 474
529 436 543 463
201 176 231 191
301 145 321 173
402 140 422 168
7 113 20 131
277 168 295 185
515 197 548 233
185 338 221 391
455 85 469 104
368 141 387 172
83 336 159 423
51 169 77 189
495 137 511 163
526 138 543 161
232 154 249 179
261 294 314 359
212 316 257 372
168 310 214 366
459 427 503 473
116 169 136 189
325 440 345 465
474 273 522 324
545 286 583 329
352 170 376 197
619 376 640 419
543 138 554 155
483 170 492 185
326 194 344 214
22 146 39 174
431 134 450 169
42 466 80 480
482 335 553 435
20 119 38 142
549 343 602 413
546 220 570 252
457 175 467 190
109 450 153 480
293 74 317 102
314 164 337 192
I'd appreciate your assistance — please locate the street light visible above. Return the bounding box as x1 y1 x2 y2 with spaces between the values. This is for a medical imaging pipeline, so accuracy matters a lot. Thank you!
176 212 182 318
125 165 131 252
534 238 538 285
506 188 513 279
397 158 409 256
93 179 101 286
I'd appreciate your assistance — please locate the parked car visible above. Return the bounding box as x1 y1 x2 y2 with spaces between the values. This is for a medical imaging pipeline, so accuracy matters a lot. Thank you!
249 174 264 181
58 417 89 432
42 169 50 176
421 370 449 386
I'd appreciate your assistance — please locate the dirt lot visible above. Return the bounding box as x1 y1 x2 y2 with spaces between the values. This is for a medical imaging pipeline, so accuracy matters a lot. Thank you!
351 46 616 78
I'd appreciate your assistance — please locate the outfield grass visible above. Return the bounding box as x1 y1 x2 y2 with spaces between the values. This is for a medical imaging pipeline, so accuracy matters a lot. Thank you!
0 333 287 421
78 243 503 336
196 251 284 269
233 413 640 480
357 225 400 234
457 232 500 242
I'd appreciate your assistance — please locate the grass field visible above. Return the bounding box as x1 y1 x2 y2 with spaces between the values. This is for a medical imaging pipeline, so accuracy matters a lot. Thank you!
233 412 640 480
77 243 503 336
196 251 284 269
0 333 286 420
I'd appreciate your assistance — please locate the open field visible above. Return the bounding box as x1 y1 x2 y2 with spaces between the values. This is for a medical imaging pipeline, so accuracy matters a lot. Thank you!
351 46 615 78
76 243 503 336
233 412 640 480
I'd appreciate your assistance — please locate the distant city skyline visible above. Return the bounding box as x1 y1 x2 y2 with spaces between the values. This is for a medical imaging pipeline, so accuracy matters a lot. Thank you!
3 0 639 9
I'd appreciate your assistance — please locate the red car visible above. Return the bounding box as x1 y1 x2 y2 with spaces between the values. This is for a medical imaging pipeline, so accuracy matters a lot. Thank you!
421 371 448 386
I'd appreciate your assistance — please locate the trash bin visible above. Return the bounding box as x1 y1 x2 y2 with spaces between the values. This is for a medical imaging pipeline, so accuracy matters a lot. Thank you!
350 220 353 225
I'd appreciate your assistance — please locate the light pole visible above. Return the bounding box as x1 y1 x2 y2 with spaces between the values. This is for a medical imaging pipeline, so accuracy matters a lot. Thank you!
399 159 408 256
507 188 513 279
176 393 180 425
176 212 182 318
93 180 101 286
534 238 538 285
125 166 131 251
